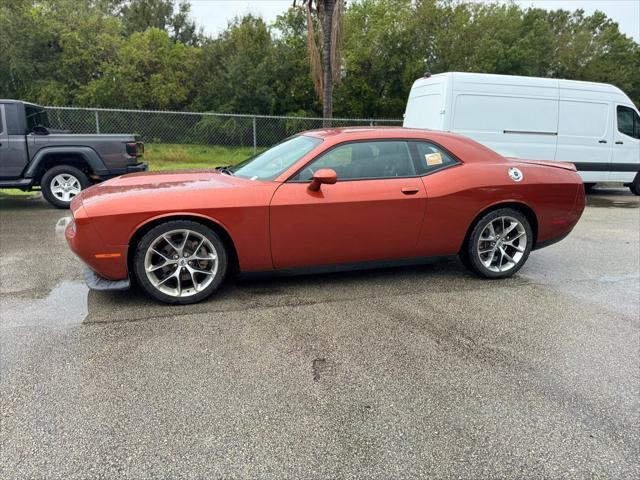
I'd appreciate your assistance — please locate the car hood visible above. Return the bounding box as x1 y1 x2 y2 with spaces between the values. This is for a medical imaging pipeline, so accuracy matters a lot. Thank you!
78 169 268 211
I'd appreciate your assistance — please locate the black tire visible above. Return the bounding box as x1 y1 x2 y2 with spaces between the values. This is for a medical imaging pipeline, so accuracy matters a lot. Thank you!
133 220 228 305
462 208 533 279
629 174 640 196
41 165 90 209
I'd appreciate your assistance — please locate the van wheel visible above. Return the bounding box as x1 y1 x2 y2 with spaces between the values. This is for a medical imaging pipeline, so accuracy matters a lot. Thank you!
41 165 90 209
629 175 640 196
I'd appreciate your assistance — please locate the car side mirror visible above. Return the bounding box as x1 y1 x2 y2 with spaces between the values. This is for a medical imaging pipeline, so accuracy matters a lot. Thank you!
308 168 337 191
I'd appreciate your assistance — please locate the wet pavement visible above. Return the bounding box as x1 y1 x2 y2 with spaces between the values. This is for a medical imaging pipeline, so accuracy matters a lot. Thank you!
1 188 639 479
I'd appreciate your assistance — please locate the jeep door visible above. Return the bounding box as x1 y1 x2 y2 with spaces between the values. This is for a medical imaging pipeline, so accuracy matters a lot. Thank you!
0 103 29 179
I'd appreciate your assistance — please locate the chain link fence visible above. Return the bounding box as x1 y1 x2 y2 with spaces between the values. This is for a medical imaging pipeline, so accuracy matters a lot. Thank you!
44 106 403 151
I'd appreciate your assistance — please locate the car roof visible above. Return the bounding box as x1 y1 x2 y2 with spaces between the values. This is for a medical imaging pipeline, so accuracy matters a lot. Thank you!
301 126 505 164
303 126 464 141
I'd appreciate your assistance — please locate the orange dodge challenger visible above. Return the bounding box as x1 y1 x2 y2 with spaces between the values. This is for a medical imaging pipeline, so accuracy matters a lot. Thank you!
66 127 585 304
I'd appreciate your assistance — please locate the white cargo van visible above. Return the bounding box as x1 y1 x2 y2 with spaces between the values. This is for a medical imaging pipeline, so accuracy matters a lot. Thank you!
403 72 640 194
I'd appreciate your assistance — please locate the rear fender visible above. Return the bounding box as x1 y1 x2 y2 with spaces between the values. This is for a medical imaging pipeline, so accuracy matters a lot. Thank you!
23 146 108 178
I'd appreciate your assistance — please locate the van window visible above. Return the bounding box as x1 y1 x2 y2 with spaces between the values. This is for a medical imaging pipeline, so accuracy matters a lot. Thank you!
453 94 558 133
559 101 608 137
295 141 415 181
404 94 443 129
617 106 640 139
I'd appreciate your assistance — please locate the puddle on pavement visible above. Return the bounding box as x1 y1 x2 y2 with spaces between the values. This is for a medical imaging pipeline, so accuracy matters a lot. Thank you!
1 280 89 328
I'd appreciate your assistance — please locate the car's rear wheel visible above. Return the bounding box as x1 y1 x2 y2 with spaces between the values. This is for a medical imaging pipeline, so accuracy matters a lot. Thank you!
463 208 533 279
41 165 90 209
133 220 228 304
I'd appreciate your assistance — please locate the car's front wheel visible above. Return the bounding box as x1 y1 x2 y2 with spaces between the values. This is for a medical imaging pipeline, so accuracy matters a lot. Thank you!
133 220 228 304
41 165 90 209
462 208 533 279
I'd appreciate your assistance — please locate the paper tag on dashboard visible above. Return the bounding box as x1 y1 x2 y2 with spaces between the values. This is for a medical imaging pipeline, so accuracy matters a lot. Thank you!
425 153 443 166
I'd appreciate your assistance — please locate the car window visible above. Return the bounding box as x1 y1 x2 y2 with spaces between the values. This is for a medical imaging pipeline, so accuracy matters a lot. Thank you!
617 105 640 139
411 141 459 174
0 106 4 134
295 140 415 181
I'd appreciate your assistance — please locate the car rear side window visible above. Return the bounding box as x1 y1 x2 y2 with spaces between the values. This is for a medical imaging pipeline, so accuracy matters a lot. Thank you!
617 106 640 139
411 141 459 175
0 106 4 134
295 140 416 181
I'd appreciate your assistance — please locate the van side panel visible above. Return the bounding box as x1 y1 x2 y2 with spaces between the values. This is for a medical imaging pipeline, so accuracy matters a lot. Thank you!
448 75 559 161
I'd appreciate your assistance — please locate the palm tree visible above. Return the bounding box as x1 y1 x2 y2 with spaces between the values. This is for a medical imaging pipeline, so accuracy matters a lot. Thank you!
295 0 344 126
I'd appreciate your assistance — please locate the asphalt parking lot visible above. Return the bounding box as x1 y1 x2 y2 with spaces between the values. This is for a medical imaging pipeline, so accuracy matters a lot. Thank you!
1 188 639 479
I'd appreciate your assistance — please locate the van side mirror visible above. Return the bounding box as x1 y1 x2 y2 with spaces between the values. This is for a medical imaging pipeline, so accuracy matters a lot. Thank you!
308 168 337 191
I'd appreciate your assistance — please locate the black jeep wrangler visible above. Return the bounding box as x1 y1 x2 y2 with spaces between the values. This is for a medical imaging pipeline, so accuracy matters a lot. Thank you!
0 100 147 208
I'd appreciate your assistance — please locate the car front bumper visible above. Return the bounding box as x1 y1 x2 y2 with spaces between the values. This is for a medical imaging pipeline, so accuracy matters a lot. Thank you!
83 265 130 291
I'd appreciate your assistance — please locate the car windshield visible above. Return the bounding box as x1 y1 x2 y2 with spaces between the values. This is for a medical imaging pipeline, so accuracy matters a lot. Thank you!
229 135 323 181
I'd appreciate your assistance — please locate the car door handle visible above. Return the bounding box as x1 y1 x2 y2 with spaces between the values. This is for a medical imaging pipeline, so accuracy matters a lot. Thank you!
401 187 420 195
615 141 623 145
598 139 607 143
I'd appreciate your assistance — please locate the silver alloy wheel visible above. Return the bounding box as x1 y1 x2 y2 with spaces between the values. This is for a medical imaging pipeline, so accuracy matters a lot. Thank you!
477 216 527 273
144 229 218 297
50 173 82 202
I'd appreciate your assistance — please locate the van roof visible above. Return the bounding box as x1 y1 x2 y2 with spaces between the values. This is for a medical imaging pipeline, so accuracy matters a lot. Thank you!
412 72 629 98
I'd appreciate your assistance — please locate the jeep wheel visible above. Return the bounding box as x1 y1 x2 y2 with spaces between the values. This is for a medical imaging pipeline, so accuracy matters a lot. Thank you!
41 165 90 209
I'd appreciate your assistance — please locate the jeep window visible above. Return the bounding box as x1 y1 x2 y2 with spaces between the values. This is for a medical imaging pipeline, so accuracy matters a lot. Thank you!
25 104 50 132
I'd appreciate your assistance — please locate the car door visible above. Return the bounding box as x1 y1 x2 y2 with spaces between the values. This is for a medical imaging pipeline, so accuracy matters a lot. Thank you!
611 105 640 183
269 140 427 269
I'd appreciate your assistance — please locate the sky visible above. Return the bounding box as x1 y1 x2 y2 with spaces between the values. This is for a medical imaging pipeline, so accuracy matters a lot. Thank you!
189 0 640 41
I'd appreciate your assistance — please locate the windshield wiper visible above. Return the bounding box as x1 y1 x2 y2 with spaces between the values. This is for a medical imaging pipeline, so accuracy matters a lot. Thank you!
215 166 234 176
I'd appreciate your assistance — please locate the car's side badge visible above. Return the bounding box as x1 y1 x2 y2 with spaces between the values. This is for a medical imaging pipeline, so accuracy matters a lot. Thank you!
508 167 523 182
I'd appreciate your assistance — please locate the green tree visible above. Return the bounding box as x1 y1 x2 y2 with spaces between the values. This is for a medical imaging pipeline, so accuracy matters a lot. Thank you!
77 27 199 109
116 0 201 45
191 16 276 114
295 0 345 125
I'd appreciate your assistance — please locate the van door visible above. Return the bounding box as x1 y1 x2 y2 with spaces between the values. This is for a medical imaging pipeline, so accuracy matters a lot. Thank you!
611 105 640 183
403 79 446 130
556 98 612 182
